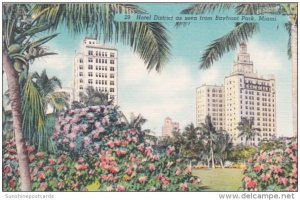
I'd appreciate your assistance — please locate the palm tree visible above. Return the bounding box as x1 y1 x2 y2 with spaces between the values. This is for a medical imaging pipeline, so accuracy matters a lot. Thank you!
181 123 202 164
237 117 261 145
201 115 218 168
32 69 69 112
214 132 232 168
79 86 111 106
179 3 297 137
3 3 170 191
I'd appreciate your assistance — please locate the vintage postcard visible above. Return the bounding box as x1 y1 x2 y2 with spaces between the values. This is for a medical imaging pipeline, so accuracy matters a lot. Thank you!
1 1 298 199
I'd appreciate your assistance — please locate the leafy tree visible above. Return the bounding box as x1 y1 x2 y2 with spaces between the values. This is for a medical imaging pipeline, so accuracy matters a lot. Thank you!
201 115 219 168
32 69 69 112
214 132 233 168
179 3 298 136
237 117 261 145
228 145 257 163
258 139 285 152
3 3 170 191
79 86 112 106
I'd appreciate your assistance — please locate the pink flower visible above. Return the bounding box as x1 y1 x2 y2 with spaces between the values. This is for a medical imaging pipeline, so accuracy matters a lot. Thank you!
180 183 188 191
138 176 147 184
48 159 56 165
4 165 12 176
36 152 43 159
185 166 192 174
257 155 264 162
108 166 119 174
138 143 144 152
176 168 182 176
83 137 90 147
102 116 110 125
27 146 35 154
80 124 88 132
285 147 292 154
58 182 64 189
29 155 35 163
39 183 47 191
38 173 46 180
131 137 138 144
166 146 175 156
246 180 257 189
37 161 44 168
286 186 296 192
261 174 270 182
125 168 132 176
145 147 152 157
122 131 127 138
148 164 155 172
116 185 125 191
291 143 297 151
8 179 16 189
253 164 264 173
75 164 88 171
107 141 114 148
277 177 289 186
116 149 126 157
69 142 76 150
91 130 100 139
114 140 121 146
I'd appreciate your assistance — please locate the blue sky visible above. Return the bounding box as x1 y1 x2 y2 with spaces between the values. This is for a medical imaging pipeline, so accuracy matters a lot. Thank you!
6 3 292 137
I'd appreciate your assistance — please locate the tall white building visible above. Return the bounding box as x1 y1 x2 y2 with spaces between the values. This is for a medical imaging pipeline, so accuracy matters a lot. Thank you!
196 85 224 131
196 42 276 145
73 37 118 103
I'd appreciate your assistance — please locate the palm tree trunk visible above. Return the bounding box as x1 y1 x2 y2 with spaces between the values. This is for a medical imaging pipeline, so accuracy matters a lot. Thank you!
210 141 215 169
220 159 224 169
291 24 298 137
3 52 32 191
207 157 210 168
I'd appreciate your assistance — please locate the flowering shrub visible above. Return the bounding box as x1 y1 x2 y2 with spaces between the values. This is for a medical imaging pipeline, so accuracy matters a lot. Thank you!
3 105 202 191
242 141 297 191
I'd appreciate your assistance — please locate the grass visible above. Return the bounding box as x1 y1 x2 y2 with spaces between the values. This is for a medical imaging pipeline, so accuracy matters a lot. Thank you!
86 180 100 191
193 168 243 191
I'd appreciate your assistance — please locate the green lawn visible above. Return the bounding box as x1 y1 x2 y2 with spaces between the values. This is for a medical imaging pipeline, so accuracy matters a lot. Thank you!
193 168 243 191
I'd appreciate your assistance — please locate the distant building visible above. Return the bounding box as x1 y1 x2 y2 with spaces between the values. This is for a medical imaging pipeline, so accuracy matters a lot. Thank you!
73 37 118 103
196 85 224 131
196 42 277 145
162 117 179 137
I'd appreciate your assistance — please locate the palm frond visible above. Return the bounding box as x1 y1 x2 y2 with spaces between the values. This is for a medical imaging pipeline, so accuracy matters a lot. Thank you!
32 3 170 72
285 22 292 59
44 91 69 111
21 75 47 151
176 3 234 27
235 3 282 15
200 22 259 69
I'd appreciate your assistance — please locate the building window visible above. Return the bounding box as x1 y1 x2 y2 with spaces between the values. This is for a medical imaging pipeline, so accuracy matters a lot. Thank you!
110 81 114 85
88 72 93 77
110 67 115 71
88 65 93 70
88 50 93 55
79 65 83 70
80 79 83 83
88 79 93 84
110 60 115 64
110 74 114 78
105 52 107 57
88 58 93 62
79 58 83 63
110 53 115 58
110 88 114 92
79 72 83 76
79 85 83 90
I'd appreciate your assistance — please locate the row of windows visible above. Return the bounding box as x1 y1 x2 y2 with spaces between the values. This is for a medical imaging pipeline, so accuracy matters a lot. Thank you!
79 85 115 93
86 79 115 85
207 88 223 93
88 50 115 58
88 58 115 64
79 68 115 76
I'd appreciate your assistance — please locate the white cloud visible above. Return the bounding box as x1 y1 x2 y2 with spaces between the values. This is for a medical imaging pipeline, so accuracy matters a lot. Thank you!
119 56 197 135
247 41 284 71
197 67 222 85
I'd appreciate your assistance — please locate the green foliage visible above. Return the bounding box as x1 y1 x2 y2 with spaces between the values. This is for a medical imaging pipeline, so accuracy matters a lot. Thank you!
242 141 297 191
21 76 47 151
228 145 257 163
3 105 203 191
32 3 170 72
237 117 261 145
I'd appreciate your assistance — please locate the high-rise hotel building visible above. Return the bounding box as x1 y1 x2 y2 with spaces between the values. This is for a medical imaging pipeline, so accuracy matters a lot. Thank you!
73 37 118 103
196 42 276 145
